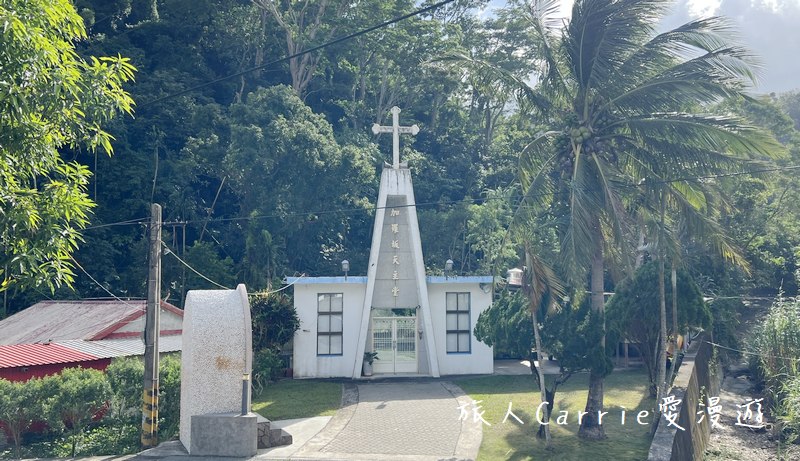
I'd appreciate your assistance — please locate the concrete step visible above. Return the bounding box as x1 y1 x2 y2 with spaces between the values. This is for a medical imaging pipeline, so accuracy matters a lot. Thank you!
257 414 293 449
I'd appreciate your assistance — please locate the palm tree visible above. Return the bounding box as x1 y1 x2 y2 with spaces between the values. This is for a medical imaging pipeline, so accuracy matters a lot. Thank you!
452 0 783 439
636 174 752 421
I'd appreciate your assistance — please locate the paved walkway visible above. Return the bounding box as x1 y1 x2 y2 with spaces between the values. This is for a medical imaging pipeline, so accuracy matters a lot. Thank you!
131 380 481 461
264 380 481 461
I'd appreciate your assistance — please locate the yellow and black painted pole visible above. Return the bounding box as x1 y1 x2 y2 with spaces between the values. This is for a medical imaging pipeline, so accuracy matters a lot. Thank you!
142 203 162 448
141 386 159 446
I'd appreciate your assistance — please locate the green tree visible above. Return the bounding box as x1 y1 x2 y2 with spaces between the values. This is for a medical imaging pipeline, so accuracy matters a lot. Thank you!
606 261 711 396
460 0 783 439
219 85 376 279
250 291 300 352
44 367 112 457
0 0 135 301
159 355 182 439
0 378 46 458
249 291 299 391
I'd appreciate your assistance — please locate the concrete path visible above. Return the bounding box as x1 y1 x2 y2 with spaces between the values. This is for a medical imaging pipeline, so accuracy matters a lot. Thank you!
263 380 481 461
128 380 481 461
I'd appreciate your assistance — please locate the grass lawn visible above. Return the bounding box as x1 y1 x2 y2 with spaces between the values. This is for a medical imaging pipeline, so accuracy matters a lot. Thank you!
455 369 655 461
251 379 342 421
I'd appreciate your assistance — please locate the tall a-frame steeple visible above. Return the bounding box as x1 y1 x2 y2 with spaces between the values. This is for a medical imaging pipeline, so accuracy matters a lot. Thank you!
351 107 439 378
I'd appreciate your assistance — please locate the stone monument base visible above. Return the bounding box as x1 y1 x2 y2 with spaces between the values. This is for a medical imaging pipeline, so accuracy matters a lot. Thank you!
190 412 257 457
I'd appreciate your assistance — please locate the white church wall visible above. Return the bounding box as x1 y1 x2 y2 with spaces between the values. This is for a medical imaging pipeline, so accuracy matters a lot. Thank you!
290 278 367 378
427 277 494 375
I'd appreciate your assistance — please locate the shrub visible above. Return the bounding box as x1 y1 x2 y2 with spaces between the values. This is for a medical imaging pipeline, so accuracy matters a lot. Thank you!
250 291 299 351
104 355 182 441
42 367 112 457
159 355 181 439
708 297 742 355
754 295 800 388
105 357 144 427
776 375 800 443
252 349 284 394
606 262 710 396
753 294 800 442
0 377 47 458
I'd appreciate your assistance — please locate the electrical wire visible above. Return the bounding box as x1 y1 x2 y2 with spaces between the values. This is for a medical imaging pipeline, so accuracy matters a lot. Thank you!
70 256 142 309
705 340 800 362
83 217 149 230
265 273 307 295
160 240 304 295
82 163 800 230
160 240 232 290
138 0 458 109
651 164 800 184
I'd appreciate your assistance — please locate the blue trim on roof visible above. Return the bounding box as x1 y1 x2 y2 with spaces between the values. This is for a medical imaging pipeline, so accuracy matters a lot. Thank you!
285 276 368 284
426 276 493 283
285 275 493 285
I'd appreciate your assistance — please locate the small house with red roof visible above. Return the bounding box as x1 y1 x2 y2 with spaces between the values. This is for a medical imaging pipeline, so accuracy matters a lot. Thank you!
0 299 183 381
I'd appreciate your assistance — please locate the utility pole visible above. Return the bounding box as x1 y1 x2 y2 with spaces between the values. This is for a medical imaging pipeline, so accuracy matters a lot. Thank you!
142 203 161 448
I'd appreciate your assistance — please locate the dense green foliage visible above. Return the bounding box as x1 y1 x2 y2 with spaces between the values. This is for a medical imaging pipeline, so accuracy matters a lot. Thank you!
752 295 800 441
606 262 711 395
249 291 299 390
0 358 182 458
0 0 797 328
2 0 543 315
467 0 784 439
44 367 112 457
474 290 533 359
1 0 800 452
0 377 45 458
0 0 135 302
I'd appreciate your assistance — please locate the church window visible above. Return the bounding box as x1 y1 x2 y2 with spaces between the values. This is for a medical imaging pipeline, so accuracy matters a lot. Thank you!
446 292 471 353
317 293 343 355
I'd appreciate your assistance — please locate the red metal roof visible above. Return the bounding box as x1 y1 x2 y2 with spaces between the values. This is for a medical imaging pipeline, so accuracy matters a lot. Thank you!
0 343 100 368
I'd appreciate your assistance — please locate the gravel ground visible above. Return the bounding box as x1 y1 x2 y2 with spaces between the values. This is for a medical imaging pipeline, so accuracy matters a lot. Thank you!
703 371 799 461
704 298 800 461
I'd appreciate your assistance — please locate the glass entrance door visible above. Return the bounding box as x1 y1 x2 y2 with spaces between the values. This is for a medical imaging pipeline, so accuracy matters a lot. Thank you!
371 316 417 374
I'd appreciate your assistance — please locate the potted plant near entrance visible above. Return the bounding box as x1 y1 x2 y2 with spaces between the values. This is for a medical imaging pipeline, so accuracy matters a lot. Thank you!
363 351 379 376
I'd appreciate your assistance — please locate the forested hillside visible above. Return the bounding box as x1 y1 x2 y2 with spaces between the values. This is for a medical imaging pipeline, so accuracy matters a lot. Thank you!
3 0 800 315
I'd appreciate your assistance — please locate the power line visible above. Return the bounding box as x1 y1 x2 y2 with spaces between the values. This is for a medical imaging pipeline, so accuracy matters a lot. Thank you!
155 163 800 226
84 217 149 230
266 274 307 295
79 163 800 231
652 164 800 184
161 240 231 290
70 256 141 310
138 0 458 109
705 340 800 362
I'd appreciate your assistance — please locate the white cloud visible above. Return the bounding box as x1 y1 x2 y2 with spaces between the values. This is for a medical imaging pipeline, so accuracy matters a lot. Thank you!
685 0 723 16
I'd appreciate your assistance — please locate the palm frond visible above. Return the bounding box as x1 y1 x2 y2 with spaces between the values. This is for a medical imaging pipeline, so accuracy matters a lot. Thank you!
669 185 750 273
559 149 605 283
566 0 669 93
522 0 569 95
525 247 566 317
615 112 787 160
433 51 553 114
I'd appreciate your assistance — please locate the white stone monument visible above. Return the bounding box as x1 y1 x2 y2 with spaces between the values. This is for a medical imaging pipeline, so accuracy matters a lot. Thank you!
179 284 254 455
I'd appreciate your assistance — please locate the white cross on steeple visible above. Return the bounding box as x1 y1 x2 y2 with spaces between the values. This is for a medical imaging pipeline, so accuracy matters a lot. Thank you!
371 106 419 169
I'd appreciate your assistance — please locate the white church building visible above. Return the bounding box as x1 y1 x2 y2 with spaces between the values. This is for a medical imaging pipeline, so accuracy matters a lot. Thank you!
289 107 494 379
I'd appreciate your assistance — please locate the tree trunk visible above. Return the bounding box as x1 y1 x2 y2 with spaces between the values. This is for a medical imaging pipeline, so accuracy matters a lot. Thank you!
654 198 668 434
531 307 552 446
578 227 606 440
654 255 667 434
667 262 679 386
